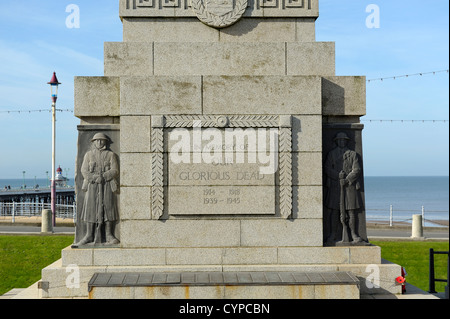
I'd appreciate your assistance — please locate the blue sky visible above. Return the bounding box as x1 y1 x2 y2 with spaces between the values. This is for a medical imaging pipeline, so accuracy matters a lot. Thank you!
0 0 448 179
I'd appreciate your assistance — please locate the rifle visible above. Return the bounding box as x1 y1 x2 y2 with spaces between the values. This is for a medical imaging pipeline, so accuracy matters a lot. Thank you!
339 171 349 243
94 171 104 244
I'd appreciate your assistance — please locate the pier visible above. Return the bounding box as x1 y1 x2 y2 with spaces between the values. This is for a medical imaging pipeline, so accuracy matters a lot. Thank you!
0 187 75 204
0 188 75 220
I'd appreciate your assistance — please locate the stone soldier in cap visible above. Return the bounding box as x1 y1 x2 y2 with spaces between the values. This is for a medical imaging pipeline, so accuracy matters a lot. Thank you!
75 133 120 246
324 132 363 245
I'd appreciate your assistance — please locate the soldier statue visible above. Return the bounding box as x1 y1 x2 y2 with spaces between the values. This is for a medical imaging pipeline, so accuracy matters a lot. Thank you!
75 133 120 246
324 132 363 245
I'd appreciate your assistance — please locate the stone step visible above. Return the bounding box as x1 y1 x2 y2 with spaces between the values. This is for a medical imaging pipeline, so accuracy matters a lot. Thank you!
61 245 381 267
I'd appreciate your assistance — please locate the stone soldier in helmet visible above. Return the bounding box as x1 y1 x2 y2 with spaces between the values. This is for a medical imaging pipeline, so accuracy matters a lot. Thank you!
75 133 120 246
324 132 363 245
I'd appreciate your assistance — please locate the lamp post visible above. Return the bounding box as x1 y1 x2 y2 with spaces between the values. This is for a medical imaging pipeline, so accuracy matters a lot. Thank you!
64 168 70 187
22 171 26 189
48 72 61 227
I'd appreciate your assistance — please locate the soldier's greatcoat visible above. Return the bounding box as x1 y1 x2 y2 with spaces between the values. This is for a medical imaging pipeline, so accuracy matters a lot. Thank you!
324 146 361 211
80 145 119 224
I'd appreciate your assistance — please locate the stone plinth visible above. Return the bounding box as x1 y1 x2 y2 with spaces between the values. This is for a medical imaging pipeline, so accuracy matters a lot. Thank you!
40 245 402 298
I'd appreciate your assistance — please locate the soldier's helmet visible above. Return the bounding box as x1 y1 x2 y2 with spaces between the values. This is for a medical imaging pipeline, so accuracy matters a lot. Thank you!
91 133 109 142
334 132 350 141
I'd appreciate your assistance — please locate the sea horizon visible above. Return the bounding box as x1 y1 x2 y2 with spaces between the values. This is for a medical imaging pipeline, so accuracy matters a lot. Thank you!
0 175 448 180
0 177 75 189
363 176 449 225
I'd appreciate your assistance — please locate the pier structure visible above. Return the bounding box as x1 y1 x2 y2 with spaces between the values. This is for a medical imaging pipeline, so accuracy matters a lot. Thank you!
0 188 75 215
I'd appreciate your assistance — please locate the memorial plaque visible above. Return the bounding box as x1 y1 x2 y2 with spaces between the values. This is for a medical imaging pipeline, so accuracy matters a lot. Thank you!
151 115 293 218
167 126 278 215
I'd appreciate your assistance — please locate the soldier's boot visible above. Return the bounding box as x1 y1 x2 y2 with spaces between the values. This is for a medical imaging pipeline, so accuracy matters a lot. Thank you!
349 211 362 243
75 222 95 246
105 222 119 244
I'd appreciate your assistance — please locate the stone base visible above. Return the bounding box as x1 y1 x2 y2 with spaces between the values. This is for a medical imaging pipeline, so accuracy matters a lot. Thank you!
334 240 372 247
87 271 360 299
39 245 403 299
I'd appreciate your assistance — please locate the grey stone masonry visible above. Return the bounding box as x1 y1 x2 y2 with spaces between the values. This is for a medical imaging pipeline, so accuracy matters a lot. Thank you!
104 42 335 77
39 0 404 301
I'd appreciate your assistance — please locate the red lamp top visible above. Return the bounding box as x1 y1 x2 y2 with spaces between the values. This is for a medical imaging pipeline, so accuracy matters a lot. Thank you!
48 72 61 103
48 72 61 86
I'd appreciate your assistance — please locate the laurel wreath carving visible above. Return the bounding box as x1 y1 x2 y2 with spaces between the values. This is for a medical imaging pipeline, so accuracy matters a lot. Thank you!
165 115 279 128
151 127 164 153
279 127 293 219
190 0 248 28
151 128 164 220
228 115 279 128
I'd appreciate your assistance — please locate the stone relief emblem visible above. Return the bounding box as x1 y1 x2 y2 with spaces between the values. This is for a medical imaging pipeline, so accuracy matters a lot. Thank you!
74 133 120 247
324 132 368 246
191 0 248 29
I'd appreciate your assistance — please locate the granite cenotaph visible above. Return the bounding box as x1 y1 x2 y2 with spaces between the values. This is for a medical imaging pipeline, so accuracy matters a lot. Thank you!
39 0 403 299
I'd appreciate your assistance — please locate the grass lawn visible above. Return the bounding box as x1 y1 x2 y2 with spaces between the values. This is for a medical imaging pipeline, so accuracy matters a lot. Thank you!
372 241 449 293
0 235 74 296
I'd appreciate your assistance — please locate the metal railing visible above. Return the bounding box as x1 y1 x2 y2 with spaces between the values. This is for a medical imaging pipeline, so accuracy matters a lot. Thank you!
0 202 76 222
428 248 449 299
366 205 449 227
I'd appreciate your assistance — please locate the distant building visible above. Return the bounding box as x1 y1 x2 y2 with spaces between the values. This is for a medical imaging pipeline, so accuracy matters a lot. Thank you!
54 166 69 187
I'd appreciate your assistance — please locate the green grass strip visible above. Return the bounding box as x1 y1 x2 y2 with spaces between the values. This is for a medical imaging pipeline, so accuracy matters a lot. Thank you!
372 241 449 292
0 235 74 296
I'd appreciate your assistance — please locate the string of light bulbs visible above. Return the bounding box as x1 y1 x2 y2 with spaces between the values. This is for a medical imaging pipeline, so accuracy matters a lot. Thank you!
1 69 448 118
367 69 449 83
362 119 448 123
0 109 74 114
1 110 447 123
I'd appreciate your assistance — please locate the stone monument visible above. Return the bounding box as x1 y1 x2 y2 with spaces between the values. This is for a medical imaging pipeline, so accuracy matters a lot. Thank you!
39 0 403 299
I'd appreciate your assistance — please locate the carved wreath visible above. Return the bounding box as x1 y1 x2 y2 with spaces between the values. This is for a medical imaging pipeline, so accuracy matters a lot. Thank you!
191 0 248 29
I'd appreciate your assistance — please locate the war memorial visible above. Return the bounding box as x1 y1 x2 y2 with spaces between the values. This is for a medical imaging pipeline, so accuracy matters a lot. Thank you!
38 0 403 299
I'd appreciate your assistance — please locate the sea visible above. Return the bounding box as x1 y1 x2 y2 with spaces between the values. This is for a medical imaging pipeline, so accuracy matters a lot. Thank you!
0 176 448 226
364 176 449 227
0 178 74 190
